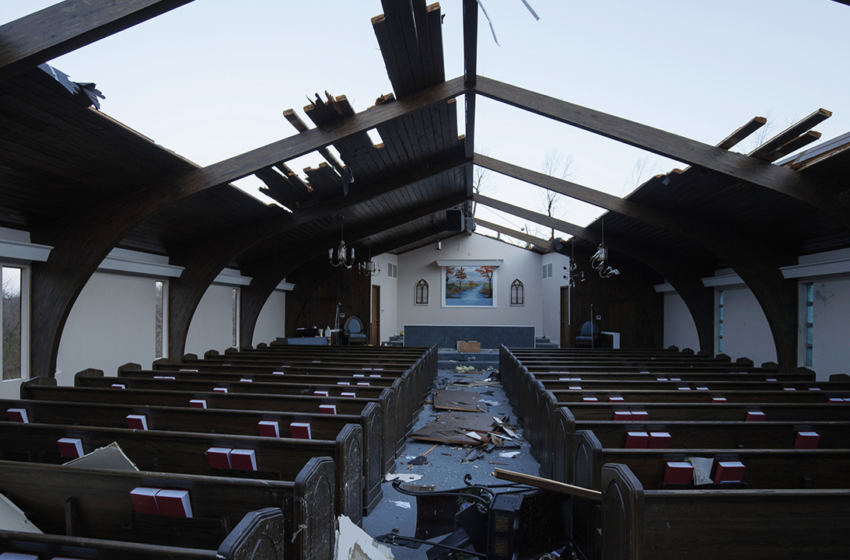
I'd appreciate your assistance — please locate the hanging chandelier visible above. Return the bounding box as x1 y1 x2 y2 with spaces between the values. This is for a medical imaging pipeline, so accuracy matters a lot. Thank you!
359 239 381 277
589 219 619 278
567 238 584 288
329 216 355 268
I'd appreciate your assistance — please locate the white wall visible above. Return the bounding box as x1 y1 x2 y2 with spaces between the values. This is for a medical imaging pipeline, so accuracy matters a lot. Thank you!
397 234 544 334
185 284 236 357
55 272 160 384
663 293 700 352
541 252 571 343
719 286 777 366
253 290 286 346
369 253 398 343
809 277 850 378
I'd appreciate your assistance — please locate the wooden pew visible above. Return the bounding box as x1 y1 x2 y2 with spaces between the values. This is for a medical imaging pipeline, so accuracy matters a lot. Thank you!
599 463 850 559
0 420 361 525
0 458 335 560
22 378 399 475
1 397 383 516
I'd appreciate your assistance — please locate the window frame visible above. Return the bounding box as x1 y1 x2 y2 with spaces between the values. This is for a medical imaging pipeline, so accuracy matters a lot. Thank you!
510 279 524 306
414 279 429 306
0 263 30 384
804 282 813 367
716 289 724 354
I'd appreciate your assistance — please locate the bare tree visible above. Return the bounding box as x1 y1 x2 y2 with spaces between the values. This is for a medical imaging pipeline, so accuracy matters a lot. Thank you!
621 155 662 196
540 149 573 239
472 146 494 217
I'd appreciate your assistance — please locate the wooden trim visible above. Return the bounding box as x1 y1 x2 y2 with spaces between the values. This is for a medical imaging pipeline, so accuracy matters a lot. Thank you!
492 468 601 501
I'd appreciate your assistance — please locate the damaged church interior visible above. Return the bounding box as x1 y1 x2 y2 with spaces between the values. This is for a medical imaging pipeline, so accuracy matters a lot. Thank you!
1 1 850 559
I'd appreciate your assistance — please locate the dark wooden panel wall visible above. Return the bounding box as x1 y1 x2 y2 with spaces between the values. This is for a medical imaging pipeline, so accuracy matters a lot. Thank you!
566 260 662 350
285 263 371 340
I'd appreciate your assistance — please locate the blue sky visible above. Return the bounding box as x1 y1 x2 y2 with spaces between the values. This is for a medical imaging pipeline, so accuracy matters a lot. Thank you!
5 1 849 243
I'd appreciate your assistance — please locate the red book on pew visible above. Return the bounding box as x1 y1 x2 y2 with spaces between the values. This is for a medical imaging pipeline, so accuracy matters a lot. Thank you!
240 378 252 383
625 432 649 448
696 387 709 391
126 415 148 430
6 408 28 423
609 396 625 402
568 386 581 390
230 449 258 471
794 431 821 449
206 447 232 469
357 382 370 386
664 462 693 485
314 390 329 397
713 461 746 483
319 404 337 415
712 397 727 403
677 387 691 391
111 384 126 389
0 553 40 560
258 421 280 438
337 382 350 386
153 376 175 380
290 422 312 439
613 411 632 421
129 487 161 515
213 387 228 394
156 489 193 518
746 411 765 422
341 392 356 398
829 398 845 403
582 397 598 402
649 432 672 449
58 438 84 458
631 411 649 421
189 399 207 409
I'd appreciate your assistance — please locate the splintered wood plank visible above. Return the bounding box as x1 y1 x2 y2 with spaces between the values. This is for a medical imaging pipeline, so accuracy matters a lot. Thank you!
409 411 498 445
434 388 488 412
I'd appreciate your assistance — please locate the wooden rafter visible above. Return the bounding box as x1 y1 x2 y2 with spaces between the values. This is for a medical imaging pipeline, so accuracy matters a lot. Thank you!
0 0 195 81
473 217 555 251
473 76 849 230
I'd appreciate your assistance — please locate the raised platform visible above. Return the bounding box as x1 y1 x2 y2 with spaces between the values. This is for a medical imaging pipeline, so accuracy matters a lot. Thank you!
403 324 536 349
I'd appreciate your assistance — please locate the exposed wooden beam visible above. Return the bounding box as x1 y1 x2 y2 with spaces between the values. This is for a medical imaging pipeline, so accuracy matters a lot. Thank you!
169 77 467 200
463 0 478 87
473 76 849 230
762 130 822 164
474 218 555 250
282 109 345 174
749 109 831 160
716 117 766 150
0 0 194 82
474 193 589 241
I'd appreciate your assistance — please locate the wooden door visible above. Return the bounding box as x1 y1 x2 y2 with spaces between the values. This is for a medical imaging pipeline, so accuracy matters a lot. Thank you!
560 286 570 348
370 285 380 345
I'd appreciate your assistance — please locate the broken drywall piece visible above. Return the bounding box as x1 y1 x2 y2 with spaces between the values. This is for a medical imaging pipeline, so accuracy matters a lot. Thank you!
0 493 42 533
385 473 422 483
499 451 521 458
63 441 138 471
336 515 394 560
393 501 411 509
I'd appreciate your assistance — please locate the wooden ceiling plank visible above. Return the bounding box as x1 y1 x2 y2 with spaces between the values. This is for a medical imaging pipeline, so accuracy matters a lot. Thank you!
474 217 555 250
0 0 195 82
715 116 766 150
372 14 416 98
381 0 426 93
474 77 847 229
761 131 822 164
749 108 832 160
427 3 446 84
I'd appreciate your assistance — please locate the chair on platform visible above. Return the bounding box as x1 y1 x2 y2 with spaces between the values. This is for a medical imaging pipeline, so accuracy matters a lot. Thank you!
343 316 368 345
574 320 600 348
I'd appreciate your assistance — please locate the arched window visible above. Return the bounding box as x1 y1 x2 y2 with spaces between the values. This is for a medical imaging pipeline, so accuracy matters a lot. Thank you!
415 279 429 305
510 279 524 305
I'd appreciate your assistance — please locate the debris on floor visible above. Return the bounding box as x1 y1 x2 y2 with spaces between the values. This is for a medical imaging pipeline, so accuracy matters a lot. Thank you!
337 515 394 560
433 389 488 412
385 473 423 483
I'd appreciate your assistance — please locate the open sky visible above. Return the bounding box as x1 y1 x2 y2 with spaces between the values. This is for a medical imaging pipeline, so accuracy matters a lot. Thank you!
4 1 850 245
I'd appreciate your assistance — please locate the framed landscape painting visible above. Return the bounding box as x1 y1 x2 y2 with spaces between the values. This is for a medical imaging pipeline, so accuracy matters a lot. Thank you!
444 265 495 307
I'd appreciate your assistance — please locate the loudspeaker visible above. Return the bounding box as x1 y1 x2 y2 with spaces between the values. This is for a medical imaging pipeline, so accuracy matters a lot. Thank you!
446 210 464 231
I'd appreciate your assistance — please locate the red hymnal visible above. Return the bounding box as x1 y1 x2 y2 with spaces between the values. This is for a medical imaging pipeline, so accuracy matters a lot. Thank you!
230 449 258 471
189 399 207 409
568 386 581 390
337 382 350 386
625 432 649 448
240 378 252 383
206 447 232 469
712 397 727 403
357 382 370 386
129 487 161 515
794 431 821 449
126 415 148 430
0 553 40 560
213 387 228 394
582 397 598 402
290 422 312 439
319 404 337 415
111 384 126 389
156 489 193 518
663 462 693 485
631 411 649 421
613 411 632 421
313 390 329 397
6 408 28 423
745 411 765 422
609 396 625 402
58 438 84 458
648 432 672 449
341 392 356 398
713 461 746 483
258 421 280 438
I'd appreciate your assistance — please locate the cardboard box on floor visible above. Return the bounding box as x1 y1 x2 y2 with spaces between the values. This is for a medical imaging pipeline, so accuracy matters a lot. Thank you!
457 341 481 352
